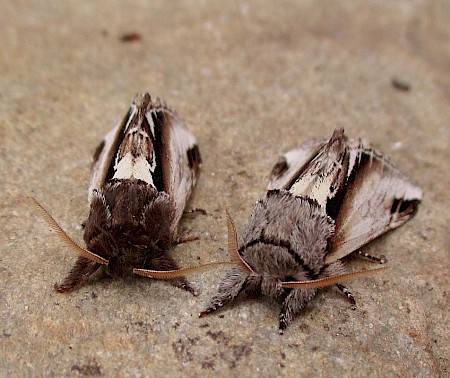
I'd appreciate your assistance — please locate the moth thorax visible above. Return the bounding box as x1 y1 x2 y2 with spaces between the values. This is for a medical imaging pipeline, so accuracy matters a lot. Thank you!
106 254 136 278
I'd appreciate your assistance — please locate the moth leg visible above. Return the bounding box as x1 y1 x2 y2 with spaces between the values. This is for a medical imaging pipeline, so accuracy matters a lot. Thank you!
357 251 387 264
183 208 207 216
199 267 248 318
335 284 356 309
175 235 199 244
55 257 102 293
147 255 198 296
176 209 208 244
279 288 316 334
173 276 198 296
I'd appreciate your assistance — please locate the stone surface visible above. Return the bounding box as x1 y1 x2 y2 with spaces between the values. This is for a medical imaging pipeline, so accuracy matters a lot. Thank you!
1 1 449 377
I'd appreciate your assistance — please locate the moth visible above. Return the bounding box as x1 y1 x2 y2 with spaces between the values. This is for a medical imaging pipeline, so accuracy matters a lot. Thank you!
200 128 422 333
33 93 216 294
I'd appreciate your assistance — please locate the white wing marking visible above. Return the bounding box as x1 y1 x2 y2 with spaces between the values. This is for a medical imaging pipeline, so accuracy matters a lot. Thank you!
112 153 155 186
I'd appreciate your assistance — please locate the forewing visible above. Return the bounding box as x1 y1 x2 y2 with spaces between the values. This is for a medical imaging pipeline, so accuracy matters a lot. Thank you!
269 129 351 216
268 139 325 190
325 140 422 264
88 114 129 203
151 105 201 234
88 94 153 202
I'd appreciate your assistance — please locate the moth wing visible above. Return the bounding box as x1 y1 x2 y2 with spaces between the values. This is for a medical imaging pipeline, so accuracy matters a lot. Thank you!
325 140 422 264
86 95 201 235
88 122 124 203
268 139 326 190
158 110 201 234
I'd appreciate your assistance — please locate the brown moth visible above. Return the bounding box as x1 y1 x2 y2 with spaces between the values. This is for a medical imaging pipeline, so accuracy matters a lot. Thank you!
200 128 422 333
33 93 225 295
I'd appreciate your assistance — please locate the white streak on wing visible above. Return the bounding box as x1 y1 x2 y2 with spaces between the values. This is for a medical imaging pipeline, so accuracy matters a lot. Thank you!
127 126 149 139
112 105 139 173
171 122 196 189
148 151 156 172
308 176 334 206
402 183 422 201
125 105 138 132
289 178 311 199
113 152 155 186
113 153 133 179
147 110 156 136
133 156 155 185
113 151 120 174
289 173 335 207
347 145 359 179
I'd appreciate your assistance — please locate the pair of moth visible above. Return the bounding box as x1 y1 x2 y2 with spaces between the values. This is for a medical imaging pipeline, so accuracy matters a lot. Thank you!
34 93 422 333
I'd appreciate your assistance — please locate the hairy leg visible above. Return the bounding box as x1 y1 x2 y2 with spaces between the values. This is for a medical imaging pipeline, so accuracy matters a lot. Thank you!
357 251 387 264
335 284 356 309
175 235 199 244
55 257 101 293
279 288 316 334
199 267 248 317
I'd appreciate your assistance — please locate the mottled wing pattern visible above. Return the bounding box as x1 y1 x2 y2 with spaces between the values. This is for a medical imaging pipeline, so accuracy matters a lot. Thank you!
325 141 422 263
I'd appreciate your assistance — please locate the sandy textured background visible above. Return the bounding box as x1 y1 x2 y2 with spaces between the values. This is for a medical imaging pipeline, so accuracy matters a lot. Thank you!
1 1 449 377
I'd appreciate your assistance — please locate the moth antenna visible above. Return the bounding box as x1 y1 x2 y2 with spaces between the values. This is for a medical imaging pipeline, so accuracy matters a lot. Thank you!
30 197 108 265
133 262 236 279
281 266 387 289
225 208 254 274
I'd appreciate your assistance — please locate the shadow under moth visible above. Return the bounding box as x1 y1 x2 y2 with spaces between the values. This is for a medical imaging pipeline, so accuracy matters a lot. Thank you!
201 128 422 333
33 93 226 295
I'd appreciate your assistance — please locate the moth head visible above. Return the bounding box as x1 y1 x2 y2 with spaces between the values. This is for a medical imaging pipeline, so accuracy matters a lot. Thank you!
105 254 136 278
